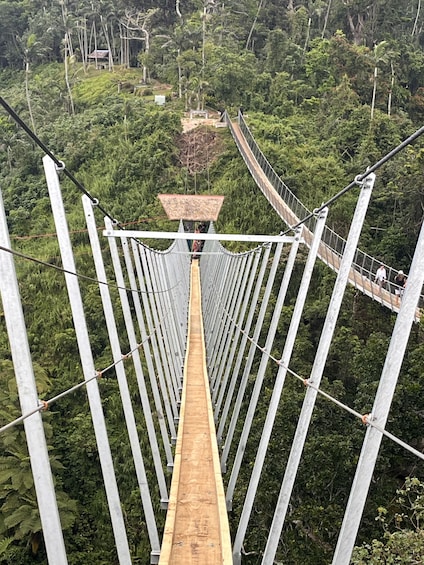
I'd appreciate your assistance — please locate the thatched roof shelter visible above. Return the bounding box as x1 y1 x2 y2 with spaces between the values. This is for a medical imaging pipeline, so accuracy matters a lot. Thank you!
158 194 224 221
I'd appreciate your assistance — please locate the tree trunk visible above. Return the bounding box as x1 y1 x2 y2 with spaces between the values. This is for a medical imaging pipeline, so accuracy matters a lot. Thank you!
347 11 365 45
90 21 98 68
371 65 377 120
100 15 114 71
25 60 36 133
322 0 332 38
178 48 182 99
77 18 88 72
64 33 75 115
142 27 150 83
302 17 312 61
412 0 421 36
246 0 264 50
387 61 394 116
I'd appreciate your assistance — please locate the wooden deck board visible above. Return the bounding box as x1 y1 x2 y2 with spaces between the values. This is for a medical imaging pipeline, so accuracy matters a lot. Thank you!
159 260 232 565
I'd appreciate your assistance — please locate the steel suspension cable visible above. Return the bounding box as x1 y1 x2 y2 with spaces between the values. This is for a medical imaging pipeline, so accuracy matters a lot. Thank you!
275 125 424 234
0 243 179 295
0 97 118 223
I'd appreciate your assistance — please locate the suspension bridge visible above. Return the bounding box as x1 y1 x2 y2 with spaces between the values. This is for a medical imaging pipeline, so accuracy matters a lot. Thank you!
1 101 424 564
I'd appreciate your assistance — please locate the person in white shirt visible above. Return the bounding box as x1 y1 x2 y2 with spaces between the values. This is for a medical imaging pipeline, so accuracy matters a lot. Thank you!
374 264 387 290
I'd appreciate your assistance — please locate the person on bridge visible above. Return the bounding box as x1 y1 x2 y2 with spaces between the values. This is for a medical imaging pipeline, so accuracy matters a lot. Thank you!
394 270 407 305
192 227 201 260
374 264 387 291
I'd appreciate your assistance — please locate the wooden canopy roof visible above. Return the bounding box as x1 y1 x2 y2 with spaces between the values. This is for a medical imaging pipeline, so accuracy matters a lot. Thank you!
158 194 224 221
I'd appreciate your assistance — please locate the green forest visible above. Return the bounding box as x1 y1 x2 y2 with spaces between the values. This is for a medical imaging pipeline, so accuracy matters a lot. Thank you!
1 0 424 563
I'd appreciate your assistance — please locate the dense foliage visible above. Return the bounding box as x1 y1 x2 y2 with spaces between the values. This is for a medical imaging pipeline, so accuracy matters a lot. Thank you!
1 0 424 563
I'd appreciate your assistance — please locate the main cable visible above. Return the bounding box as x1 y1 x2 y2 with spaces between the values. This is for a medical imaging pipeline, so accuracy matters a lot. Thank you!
0 97 204 259
0 97 119 226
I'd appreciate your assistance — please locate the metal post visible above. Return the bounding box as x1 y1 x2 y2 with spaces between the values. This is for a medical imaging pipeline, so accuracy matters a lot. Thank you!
262 173 375 564
149 253 180 393
221 242 284 475
104 219 168 507
83 199 161 562
217 245 271 441
119 232 174 467
226 232 301 508
139 246 179 420
205 252 229 352
211 254 249 396
148 251 181 408
123 239 173 468
155 254 184 389
214 249 261 420
164 244 186 358
232 216 325 563
130 239 177 443
208 256 238 371
0 186 68 565
332 187 424 563
43 155 132 564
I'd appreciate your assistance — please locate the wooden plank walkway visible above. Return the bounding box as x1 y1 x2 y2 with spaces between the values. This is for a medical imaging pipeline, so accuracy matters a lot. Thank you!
159 260 232 565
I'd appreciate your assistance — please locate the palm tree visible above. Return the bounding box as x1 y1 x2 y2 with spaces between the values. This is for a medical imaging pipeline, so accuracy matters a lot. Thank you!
370 41 395 120
17 32 49 133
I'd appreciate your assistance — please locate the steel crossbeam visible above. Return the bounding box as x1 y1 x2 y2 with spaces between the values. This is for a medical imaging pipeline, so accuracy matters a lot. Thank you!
103 229 298 243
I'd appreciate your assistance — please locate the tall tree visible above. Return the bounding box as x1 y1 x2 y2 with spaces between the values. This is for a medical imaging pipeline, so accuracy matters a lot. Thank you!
17 31 48 133
370 40 395 120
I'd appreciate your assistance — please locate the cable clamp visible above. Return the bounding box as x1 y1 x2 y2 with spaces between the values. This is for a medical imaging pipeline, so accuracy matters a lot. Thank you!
354 174 364 185
91 198 99 207
313 205 327 218
96 370 103 379
38 399 49 411
112 218 119 226
294 226 302 239
303 378 309 387
361 413 370 425
55 160 65 172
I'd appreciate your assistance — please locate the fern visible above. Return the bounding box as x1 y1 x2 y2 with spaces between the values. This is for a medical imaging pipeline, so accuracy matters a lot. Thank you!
0 537 13 555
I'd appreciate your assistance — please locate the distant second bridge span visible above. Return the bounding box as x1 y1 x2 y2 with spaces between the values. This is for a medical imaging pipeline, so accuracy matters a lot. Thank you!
228 114 422 320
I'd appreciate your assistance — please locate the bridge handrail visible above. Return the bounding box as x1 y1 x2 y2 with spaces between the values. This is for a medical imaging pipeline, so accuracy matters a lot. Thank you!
224 110 423 312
